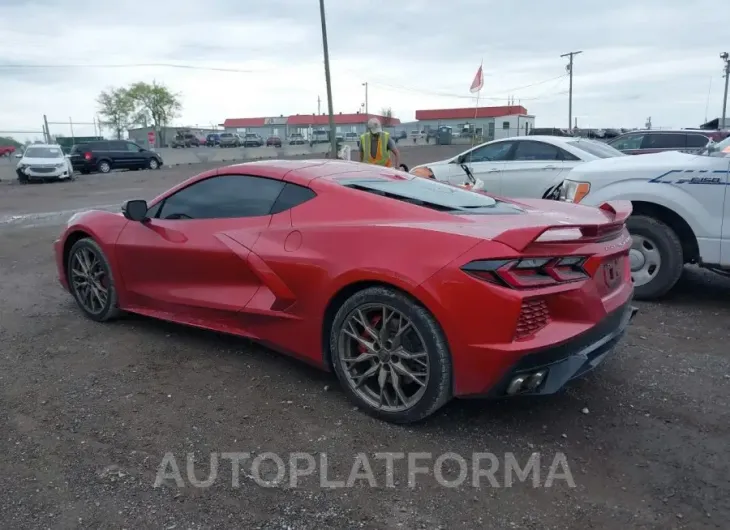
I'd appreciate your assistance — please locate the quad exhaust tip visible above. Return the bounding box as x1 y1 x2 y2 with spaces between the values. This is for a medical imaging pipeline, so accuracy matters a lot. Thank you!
506 370 547 395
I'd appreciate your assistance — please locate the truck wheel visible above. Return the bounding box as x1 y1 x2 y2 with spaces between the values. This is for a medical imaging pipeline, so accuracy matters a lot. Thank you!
626 215 683 300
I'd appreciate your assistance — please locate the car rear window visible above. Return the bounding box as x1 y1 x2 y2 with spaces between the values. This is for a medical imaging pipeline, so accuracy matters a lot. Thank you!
220 133 233 138
566 140 625 158
338 176 522 215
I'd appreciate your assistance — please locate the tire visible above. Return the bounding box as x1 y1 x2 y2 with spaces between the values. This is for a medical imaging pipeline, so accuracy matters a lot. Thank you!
66 238 121 322
16 169 28 184
97 160 111 174
329 286 452 424
148 158 159 170
626 215 683 300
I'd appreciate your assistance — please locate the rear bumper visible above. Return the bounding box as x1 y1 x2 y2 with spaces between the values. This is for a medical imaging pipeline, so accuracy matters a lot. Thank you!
483 301 637 398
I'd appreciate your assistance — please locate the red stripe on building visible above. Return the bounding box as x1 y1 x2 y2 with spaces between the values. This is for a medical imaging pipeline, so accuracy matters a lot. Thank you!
222 118 268 128
415 105 528 121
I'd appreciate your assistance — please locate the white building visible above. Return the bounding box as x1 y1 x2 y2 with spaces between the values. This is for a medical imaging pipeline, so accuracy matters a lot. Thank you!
415 105 535 141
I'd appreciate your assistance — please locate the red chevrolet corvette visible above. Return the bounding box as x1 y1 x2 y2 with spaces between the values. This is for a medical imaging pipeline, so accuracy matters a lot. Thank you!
54 160 637 423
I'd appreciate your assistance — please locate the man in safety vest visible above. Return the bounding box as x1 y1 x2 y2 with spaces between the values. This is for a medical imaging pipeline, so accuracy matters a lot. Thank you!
358 117 400 168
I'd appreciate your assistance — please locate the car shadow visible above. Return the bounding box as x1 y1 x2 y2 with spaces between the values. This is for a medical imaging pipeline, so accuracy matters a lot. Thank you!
657 266 730 309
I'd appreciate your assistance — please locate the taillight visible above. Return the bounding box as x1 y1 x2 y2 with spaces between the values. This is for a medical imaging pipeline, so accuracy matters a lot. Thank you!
462 256 589 289
83 152 92 160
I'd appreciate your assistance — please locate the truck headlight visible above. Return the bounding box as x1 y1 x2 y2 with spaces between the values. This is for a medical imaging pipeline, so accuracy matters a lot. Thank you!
560 179 591 203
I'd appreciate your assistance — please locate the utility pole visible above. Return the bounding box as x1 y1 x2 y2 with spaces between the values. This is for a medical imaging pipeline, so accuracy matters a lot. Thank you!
362 82 368 116
318 0 337 158
43 114 51 143
317 95 321 115
560 50 582 131
721 52 729 129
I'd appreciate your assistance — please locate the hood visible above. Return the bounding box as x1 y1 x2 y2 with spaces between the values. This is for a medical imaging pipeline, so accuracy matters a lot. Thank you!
570 150 699 176
21 157 66 165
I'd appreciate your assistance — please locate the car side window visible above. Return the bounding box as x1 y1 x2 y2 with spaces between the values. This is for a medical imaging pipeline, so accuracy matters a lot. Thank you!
641 133 685 150
108 141 127 151
557 147 580 161
157 174 286 220
610 134 643 150
270 182 317 214
686 134 710 148
126 142 141 152
512 141 561 161
463 141 514 163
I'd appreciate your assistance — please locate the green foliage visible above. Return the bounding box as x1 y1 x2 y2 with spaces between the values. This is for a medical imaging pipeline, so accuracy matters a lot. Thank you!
96 81 182 144
97 87 136 139
0 136 23 148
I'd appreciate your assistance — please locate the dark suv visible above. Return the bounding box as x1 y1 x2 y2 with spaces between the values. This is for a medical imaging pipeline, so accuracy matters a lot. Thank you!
69 140 164 174
171 133 201 148
607 130 720 155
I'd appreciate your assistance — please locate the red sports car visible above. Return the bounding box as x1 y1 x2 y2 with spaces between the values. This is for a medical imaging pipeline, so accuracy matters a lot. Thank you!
54 160 637 423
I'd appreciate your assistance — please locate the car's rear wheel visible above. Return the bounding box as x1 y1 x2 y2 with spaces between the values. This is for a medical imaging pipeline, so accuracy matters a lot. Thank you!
97 160 111 174
148 158 159 170
67 238 121 322
627 215 683 300
330 286 452 424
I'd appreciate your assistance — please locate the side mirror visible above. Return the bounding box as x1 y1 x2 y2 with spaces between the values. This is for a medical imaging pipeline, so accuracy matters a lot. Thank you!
122 199 149 222
14 153 22 159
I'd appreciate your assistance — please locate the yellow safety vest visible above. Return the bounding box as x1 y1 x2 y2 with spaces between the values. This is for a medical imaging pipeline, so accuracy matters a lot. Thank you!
360 132 392 166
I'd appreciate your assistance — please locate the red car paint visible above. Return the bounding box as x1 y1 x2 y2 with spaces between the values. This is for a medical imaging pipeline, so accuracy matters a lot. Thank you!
0 145 16 157
54 160 634 397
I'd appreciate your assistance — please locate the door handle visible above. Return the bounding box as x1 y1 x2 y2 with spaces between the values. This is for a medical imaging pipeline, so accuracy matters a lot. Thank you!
486 168 500 173
542 165 557 170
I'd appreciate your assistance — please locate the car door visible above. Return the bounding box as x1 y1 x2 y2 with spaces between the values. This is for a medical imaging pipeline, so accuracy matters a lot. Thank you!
106 140 132 168
609 133 645 155
499 140 567 198
447 140 515 193
114 173 287 325
124 142 145 167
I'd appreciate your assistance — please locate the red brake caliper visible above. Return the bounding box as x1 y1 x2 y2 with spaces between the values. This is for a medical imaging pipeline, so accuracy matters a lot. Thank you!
359 315 381 353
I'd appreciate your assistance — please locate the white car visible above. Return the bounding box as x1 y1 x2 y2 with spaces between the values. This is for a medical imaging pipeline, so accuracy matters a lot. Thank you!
559 136 730 299
410 135 624 197
15 144 74 183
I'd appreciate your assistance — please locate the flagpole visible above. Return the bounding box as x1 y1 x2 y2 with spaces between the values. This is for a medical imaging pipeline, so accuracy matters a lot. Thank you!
471 59 482 147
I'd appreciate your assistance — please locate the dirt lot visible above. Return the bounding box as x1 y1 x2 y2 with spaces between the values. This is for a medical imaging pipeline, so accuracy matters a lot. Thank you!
0 149 728 529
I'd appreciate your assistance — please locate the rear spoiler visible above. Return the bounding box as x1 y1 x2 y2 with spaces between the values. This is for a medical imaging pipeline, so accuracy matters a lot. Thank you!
493 201 632 252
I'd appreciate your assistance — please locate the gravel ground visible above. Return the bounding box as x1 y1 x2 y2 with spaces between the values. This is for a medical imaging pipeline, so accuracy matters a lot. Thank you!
0 148 728 529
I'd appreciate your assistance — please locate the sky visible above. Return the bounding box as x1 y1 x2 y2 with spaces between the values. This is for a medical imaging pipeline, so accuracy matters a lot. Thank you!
1 0 729 141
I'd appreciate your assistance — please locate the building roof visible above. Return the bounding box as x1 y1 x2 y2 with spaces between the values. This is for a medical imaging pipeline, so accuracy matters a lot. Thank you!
415 105 528 121
222 113 400 128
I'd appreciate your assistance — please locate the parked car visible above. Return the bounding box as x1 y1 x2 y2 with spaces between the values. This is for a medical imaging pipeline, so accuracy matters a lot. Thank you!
171 133 200 148
15 144 74 183
242 133 264 147
68 140 163 174
288 133 306 145
557 135 730 300
311 129 330 144
607 130 718 155
410 135 624 199
528 128 574 137
206 133 221 147
0 145 16 157
54 159 636 424
266 136 282 147
219 133 241 148
343 132 359 142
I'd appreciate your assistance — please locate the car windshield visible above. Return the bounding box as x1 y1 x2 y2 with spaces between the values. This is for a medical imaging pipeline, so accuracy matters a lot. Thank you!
338 176 524 214
24 146 63 158
566 140 626 158
705 136 730 157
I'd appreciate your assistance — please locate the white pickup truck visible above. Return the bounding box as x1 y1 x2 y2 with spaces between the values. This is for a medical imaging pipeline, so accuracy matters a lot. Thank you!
558 135 730 300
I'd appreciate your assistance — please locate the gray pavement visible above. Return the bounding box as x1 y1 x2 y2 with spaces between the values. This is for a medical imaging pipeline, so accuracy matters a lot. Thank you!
0 150 728 529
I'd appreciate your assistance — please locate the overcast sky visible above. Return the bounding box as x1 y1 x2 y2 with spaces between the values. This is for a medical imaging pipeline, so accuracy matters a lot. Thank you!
1 0 729 140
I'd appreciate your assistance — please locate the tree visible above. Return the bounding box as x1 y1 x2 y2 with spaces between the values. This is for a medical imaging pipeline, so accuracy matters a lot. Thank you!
0 136 22 149
380 107 394 128
97 87 136 139
127 81 182 147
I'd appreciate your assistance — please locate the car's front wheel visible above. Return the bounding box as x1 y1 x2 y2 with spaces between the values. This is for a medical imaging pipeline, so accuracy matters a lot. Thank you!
67 238 121 322
330 286 452 424
148 158 159 170
627 215 683 300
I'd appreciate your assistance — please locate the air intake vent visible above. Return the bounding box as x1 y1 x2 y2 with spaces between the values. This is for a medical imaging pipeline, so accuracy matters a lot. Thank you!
515 298 550 339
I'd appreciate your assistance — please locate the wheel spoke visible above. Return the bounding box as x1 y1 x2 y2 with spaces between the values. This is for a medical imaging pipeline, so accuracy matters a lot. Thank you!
338 302 431 413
